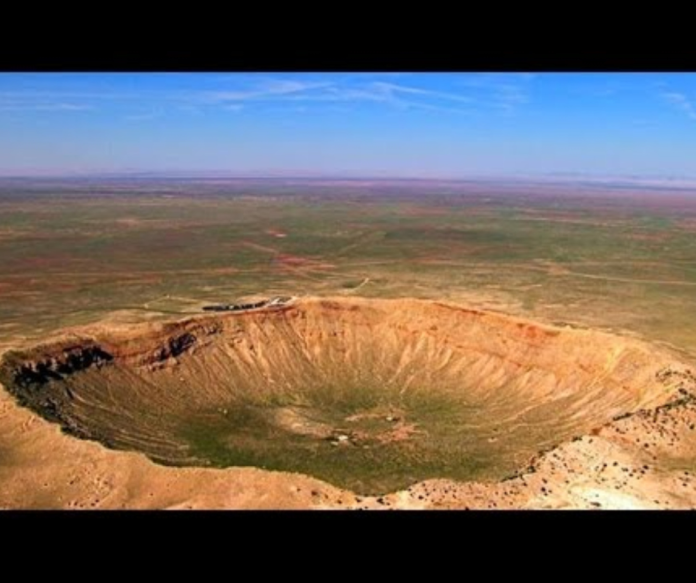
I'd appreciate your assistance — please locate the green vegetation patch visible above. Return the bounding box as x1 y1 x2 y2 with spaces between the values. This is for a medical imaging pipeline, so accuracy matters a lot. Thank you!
178 384 527 496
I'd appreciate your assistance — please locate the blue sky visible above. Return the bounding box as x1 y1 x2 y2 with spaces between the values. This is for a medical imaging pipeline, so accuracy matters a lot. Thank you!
1 72 696 178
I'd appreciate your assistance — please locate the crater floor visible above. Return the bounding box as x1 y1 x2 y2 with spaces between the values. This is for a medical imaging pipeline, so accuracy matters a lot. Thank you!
0 297 686 498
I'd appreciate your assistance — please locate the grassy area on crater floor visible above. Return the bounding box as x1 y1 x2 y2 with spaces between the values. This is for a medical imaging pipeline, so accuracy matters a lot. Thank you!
177 386 553 496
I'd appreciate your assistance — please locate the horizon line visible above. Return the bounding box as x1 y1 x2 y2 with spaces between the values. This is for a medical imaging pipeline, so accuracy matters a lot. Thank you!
2 170 696 186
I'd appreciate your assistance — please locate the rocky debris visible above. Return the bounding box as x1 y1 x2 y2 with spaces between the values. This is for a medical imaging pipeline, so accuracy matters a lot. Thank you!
328 433 353 447
1 344 113 389
152 332 197 362
656 367 696 386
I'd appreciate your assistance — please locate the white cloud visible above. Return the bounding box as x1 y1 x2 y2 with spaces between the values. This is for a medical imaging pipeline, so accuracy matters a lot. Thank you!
177 104 203 115
197 78 472 114
202 79 333 103
662 91 696 120
0 102 93 112
457 73 534 114
124 110 163 121
369 81 473 103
